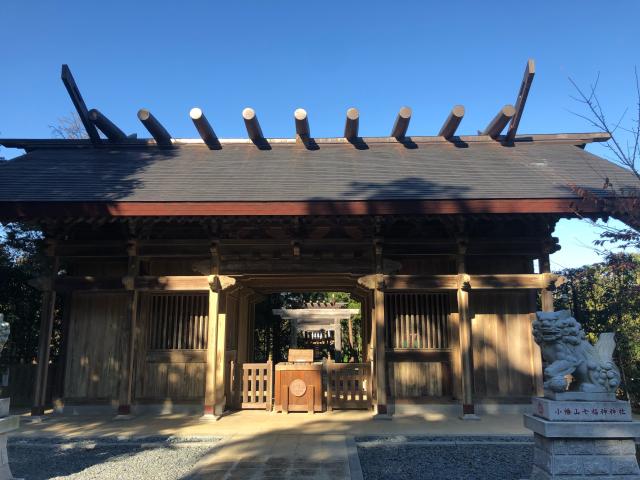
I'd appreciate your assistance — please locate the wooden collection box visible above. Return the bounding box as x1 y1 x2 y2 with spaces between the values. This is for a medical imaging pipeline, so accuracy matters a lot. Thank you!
274 363 323 413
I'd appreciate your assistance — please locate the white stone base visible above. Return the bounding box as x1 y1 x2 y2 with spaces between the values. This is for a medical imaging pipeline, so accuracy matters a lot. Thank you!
544 391 618 402
525 414 640 479
532 397 632 422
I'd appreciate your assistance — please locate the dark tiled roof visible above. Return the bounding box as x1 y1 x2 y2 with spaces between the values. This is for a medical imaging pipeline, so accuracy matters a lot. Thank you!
0 141 637 202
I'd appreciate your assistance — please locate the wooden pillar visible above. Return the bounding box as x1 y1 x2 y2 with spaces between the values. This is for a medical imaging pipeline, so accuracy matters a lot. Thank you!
334 317 342 360
31 241 58 416
374 282 387 414
456 240 478 419
204 285 220 416
248 298 257 362
540 252 554 311
203 251 236 418
51 292 72 411
237 291 250 365
215 293 228 414
118 240 139 415
532 249 554 395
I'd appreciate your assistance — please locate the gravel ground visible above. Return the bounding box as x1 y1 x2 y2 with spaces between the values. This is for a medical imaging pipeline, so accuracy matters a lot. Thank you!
8 437 221 480
356 435 534 480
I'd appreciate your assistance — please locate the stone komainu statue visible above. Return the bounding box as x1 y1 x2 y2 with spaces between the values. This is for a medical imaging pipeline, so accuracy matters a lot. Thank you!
533 310 621 393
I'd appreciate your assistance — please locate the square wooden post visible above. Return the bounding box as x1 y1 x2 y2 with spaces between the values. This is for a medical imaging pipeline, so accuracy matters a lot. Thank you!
118 239 139 416
214 293 228 415
204 285 220 416
374 284 387 415
456 239 478 420
31 241 58 416
236 291 250 365
204 265 236 417
532 250 554 395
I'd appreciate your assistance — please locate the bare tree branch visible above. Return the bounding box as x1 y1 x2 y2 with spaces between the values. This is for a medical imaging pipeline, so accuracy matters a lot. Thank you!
569 70 640 249
48 112 89 140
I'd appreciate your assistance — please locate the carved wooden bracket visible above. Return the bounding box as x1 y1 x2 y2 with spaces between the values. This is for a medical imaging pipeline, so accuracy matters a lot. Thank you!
122 275 135 291
208 275 237 292
542 272 565 291
457 273 472 292
357 274 385 290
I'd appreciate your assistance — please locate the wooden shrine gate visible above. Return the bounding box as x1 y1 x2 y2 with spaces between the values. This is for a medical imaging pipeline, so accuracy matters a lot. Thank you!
228 359 372 411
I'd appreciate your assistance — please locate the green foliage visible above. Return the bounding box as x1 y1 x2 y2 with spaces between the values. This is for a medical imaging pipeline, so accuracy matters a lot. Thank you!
252 291 362 363
555 253 640 406
0 223 45 364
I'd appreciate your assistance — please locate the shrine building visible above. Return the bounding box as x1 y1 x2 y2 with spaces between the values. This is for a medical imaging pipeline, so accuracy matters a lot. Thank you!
0 61 638 418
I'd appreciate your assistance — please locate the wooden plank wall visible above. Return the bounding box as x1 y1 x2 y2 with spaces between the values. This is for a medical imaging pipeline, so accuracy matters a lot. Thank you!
385 292 449 349
64 292 129 402
134 293 207 402
388 361 450 399
470 290 537 400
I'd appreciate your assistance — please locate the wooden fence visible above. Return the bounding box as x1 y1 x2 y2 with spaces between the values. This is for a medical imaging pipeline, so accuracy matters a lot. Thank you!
326 360 372 410
238 361 273 410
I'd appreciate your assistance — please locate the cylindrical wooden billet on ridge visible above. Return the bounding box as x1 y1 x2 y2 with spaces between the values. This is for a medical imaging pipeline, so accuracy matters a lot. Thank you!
243 107 264 143
438 105 465 139
89 109 127 141
137 109 172 146
190 107 221 149
294 108 310 138
390 106 412 138
482 105 516 139
344 107 359 140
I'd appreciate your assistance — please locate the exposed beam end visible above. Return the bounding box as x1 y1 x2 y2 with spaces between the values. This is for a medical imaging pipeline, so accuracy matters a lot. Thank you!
294 108 310 139
190 107 221 149
483 105 516 139
137 109 172 146
243 107 266 145
344 107 360 140
438 105 465 139
391 106 412 139
89 109 127 142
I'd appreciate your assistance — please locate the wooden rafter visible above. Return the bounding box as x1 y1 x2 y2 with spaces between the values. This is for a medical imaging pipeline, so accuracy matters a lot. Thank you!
506 59 536 142
60 65 101 145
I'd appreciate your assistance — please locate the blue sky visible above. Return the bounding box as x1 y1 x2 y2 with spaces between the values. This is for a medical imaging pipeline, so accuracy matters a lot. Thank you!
1 0 638 270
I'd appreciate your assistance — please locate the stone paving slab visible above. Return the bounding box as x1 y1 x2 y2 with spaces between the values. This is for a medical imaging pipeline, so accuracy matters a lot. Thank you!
187 434 351 479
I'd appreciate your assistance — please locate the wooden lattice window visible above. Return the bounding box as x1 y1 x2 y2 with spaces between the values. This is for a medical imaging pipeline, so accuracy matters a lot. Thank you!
385 292 450 350
147 293 208 350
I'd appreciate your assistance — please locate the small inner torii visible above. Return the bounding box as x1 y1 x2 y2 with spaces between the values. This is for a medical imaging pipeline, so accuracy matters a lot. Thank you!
273 303 360 361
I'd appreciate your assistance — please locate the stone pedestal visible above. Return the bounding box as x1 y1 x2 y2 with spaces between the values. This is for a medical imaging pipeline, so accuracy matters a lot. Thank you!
525 398 640 479
0 398 19 480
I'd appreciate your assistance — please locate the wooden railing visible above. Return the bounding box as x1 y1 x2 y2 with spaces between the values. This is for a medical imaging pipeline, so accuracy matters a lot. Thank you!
326 360 372 410
238 361 273 410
